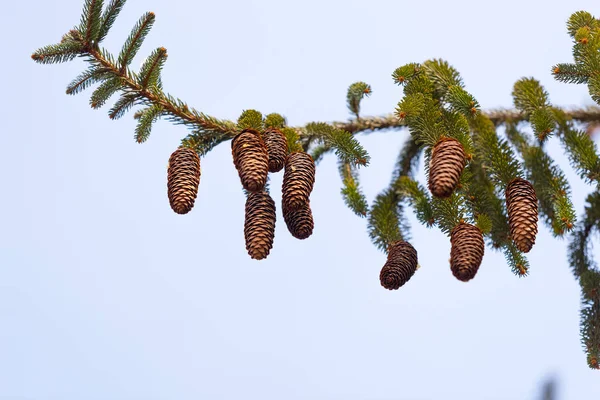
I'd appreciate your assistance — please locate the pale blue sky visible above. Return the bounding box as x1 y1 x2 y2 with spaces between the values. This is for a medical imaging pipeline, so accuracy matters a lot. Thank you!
2 0 599 398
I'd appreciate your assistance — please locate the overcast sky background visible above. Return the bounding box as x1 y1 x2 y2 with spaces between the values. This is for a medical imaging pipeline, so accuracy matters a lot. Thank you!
2 0 600 398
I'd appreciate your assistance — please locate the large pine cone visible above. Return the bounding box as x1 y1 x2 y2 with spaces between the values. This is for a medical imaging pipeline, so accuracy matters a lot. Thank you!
380 241 418 290
231 129 269 192
428 137 466 198
282 200 314 240
450 222 485 282
506 178 538 253
167 147 201 214
282 152 316 211
262 128 288 173
244 191 276 260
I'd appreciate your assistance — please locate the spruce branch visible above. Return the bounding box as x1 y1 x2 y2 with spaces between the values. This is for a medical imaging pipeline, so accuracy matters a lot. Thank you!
79 0 104 45
368 189 409 252
339 161 369 217
135 104 164 143
346 81 372 119
97 0 127 44
305 122 370 166
138 47 167 89
117 11 155 71
506 124 576 236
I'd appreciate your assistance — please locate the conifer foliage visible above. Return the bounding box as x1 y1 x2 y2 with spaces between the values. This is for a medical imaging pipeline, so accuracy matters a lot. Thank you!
32 1 600 368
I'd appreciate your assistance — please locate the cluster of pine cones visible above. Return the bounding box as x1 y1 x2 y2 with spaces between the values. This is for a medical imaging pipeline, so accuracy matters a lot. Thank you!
380 136 539 290
166 127 316 260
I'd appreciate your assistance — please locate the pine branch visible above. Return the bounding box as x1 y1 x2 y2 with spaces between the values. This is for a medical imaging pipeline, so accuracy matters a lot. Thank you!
31 41 84 64
65 67 111 94
90 76 123 108
138 47 167 89
506 124 576 236
339 161 369 217
305 122 370 166
97 0 127 44
79 0 104 45
135 104 164 143
346 81 371 119
117 12 155 71
368 189 409 252
394 176 434 227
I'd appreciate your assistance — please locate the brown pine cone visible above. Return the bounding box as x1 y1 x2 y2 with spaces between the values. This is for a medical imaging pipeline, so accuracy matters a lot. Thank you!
450 222 485 282
506 178 538 253
231 129 269 192
244 191 276 260
282 152 316 211
282 200 314 240
428 137 466 198
380 241 418 290
262 128 288 173
167 147 201 214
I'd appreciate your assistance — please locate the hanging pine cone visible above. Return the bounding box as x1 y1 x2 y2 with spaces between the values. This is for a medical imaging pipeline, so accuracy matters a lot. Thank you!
282 200 314 240
167 147 201 214
428 137 466 198
262 128 288 173
379 241 418 290
506 177 538 253
282 152 316 211
244 191 276 260
450 222 485 282
231 129 269 192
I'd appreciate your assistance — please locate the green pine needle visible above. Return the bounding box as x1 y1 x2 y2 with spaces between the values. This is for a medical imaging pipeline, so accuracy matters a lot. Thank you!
118 11 155 70
305 122 370 166
138 47 167 89
392 63 421 86
237 109 264 131
135 104 164 143
264 113 286 129
339 161 369 217
31 41 84 64
79 0 104 44
109 93 140 119
346 81 372 119
97 0 127 43
66 67 111 95
552 63 590 84
512 78 551 114
281 127 303 154
394 176 434 227
89 76 123 109
367 189 407 252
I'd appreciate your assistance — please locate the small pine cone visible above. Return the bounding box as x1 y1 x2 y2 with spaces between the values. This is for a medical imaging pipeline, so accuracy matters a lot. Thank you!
262 128 288 173
231 129 269 192
428 137 466 198
506 178 538 253
167 147 201 214
282 152 316 211
380 241 418 290
244 191 276 260
450 222 485 282
282 200 314 240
